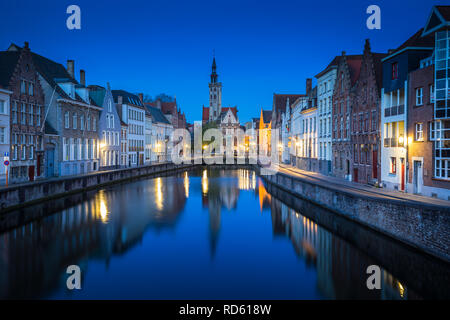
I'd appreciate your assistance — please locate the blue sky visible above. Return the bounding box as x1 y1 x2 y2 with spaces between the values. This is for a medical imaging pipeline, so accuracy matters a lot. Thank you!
0 0 441 123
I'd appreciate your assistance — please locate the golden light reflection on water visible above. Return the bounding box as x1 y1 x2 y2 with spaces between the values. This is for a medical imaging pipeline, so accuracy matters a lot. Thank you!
202 169 208 194
95 190 109 223
184 171 189 198
238 169 257 190
155 177 163 210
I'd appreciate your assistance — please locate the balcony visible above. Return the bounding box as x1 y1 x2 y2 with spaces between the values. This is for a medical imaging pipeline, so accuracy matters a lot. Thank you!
384 104 405 117
383 137 404 148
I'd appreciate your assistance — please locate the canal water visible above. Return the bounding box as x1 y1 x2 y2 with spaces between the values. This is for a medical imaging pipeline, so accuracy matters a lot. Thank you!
0 168 448 299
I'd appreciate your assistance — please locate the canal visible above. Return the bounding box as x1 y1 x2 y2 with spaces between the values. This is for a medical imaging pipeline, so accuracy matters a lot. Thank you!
0 168 448 299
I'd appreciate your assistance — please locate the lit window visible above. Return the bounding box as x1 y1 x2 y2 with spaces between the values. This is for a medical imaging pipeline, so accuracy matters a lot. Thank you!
415 123 423 141
390 157 396 174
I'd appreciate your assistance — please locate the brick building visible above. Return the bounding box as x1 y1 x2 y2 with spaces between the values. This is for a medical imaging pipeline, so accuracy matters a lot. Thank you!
332 52 362 180
352 39 386 184
0 42 45 182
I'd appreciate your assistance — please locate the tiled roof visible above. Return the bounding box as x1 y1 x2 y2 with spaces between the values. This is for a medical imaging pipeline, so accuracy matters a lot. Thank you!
221 106 237 118
346 55 363 85
315 56 341 79
272 94 304 115
145 104 171 124
202 106 209 121
112 90 144 107
0 51 19 88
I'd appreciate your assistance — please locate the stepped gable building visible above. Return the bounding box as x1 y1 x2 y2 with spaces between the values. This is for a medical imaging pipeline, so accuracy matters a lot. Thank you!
332 51 363 181
0 42 45 182
7 43 102 178
351 39 387 184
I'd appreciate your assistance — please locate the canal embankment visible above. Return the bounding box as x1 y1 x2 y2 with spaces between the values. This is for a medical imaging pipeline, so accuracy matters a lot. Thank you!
0 162 195 213
260 165 450 263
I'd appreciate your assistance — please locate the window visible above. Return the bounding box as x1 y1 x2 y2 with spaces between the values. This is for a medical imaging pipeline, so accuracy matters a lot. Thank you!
21 103 26 124
29 145 34 159
12 101 17 123
415 123 424 141
29 105 33 126
416 87 423 105
73 113 77 129
106 115 110 128
0 127 5 143
111 115 115 128
36 106 41 126
430 84 435 103
65 112 70 128
22 145 26 160
392 62 398 80
87 116 91 131
80 114 84 130
20 80 26 94
390 157 397 174
0 100 5 114
108 100 112 112
430 121 441 141
93 117 97 131
29 83 34 96
371 110 377 131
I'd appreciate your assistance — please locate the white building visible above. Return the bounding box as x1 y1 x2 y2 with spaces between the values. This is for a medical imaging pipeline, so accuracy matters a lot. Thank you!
113 90 146 166
145 104 173 162
144 110 153 164
315 57 339 175
0 88 11 184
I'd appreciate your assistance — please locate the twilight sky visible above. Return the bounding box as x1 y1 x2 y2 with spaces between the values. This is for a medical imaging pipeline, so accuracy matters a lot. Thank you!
0 0 441 123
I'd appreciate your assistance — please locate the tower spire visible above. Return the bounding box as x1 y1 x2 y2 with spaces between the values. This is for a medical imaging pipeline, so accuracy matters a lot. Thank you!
211 51 218 83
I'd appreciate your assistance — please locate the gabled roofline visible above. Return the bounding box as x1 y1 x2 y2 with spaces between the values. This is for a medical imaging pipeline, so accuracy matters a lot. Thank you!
422 6 450 37
381 47 434 62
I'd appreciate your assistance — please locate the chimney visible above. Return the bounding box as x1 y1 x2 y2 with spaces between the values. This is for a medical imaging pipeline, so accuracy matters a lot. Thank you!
138 93 144 104
67 60 75 78
24 41 29 49
306 78 312 95
341 51 346 56
118 95 123 104
80 69 86 86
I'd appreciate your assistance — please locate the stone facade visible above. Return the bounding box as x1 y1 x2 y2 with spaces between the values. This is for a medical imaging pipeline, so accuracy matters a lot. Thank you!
352 40 385 185
3 43 45 183
332 52 362 180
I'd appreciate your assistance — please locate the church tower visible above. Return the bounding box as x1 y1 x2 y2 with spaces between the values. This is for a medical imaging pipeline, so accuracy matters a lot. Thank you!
209 56 222 121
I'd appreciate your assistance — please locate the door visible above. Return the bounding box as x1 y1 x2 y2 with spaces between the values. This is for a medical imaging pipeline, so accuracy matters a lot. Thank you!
400 158 405 191
28 165 35 182
372 150 378 180
353 168 358 182
37 154 42 176
413 160 423 194
46 148 55 177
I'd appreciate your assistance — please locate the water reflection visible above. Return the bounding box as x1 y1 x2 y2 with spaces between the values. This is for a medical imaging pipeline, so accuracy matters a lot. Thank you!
0 169 447 299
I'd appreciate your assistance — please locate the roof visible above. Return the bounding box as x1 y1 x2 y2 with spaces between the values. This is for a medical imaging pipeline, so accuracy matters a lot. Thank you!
315 56 341 79
44 121 58 135
221 107 237 118
383 28 434 61
345 55 363 85
0 51 19 88
160 101 177 115
7 43 95 106
145 104 171 124
112 90 144 107
89 86 106 108
202 106 209 121
436 5 450 21
272 94 304 115
261 110 272 123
